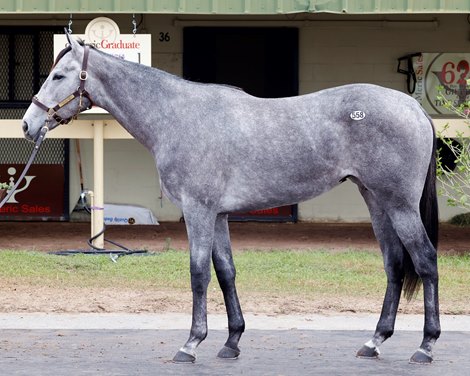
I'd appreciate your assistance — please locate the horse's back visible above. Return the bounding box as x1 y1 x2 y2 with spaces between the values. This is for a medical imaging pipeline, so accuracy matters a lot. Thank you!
223 83 431 145
296 84 429 135
228 83 433 176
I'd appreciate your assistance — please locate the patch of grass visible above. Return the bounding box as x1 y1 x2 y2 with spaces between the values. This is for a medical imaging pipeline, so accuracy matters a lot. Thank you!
436 253 470 313
0 250 190 289
233 250 386 299
0 249 467 311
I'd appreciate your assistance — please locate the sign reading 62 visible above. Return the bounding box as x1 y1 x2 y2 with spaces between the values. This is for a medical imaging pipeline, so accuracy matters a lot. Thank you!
440 60 470 85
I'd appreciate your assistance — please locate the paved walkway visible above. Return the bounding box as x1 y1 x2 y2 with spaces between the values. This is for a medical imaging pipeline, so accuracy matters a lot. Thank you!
0 313 468 375
0 312 469 331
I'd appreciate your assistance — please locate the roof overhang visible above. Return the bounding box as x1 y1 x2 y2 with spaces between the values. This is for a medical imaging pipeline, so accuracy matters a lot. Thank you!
0 1 469 15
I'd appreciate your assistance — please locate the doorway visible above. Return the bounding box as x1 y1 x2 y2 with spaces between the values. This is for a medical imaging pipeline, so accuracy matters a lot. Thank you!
183 27 299 221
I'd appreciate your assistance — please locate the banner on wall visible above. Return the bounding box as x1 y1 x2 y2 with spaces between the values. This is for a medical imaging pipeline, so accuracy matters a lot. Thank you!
0 164 67 221
412 53 470 115
54 17 151 114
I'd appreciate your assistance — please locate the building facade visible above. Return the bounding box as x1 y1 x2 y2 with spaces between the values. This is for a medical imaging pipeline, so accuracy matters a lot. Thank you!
0 1 469 222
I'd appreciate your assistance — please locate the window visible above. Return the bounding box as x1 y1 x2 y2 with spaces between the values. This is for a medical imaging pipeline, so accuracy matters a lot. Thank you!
0 27 69 222
0 27 62 119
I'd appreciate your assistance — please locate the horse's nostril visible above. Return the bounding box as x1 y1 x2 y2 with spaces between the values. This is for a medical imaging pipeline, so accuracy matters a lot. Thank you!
22 120 29 133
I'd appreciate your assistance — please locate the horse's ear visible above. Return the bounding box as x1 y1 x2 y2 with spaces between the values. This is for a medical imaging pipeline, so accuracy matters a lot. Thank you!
64 28 81 51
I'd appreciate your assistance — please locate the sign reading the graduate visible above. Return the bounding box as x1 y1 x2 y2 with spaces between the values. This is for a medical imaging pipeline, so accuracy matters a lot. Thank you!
54 17 151 114
413 53 470 115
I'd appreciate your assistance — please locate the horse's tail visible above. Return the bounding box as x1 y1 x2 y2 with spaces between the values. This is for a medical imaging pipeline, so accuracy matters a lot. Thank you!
403 111 439 301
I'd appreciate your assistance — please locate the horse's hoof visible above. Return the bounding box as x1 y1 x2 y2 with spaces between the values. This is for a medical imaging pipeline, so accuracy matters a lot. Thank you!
217 345 240 359
409 349 433 364
356 345 380 359
173 350 196 364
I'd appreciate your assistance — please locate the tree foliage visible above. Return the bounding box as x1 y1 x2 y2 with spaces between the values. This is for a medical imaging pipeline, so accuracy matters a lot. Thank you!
436 87 470 210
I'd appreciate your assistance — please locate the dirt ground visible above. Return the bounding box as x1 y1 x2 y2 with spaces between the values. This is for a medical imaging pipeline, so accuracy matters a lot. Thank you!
1 221 469 253
0 221 468 315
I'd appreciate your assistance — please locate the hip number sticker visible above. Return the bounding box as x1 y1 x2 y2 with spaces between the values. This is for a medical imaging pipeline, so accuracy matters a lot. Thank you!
350 111 366 121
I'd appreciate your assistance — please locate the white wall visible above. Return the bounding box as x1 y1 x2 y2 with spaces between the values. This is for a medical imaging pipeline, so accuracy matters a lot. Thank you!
69 139 181 221
57 13 470 221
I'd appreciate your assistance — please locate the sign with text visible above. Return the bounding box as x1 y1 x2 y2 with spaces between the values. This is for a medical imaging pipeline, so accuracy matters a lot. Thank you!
0 164 66 220
229 205 297 222
412 53 470 115
54 17 151 114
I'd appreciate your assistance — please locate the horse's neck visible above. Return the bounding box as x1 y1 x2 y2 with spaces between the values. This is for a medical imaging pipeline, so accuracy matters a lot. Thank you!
89 52 174 151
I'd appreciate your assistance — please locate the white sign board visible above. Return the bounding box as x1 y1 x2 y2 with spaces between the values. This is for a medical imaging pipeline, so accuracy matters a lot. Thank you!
413 53 470 115
54 17 151 114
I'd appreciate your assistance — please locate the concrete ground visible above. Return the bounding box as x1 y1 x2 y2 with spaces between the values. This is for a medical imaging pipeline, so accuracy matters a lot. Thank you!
0 313 468 375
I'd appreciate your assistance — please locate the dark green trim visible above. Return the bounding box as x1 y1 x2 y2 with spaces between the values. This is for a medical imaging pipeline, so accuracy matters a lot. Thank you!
0 1 469 15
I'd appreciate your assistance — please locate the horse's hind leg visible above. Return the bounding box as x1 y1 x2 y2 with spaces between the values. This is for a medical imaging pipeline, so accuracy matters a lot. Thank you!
384 203 440 363
356 186 405 359
173 204 217 363
212 214 245 359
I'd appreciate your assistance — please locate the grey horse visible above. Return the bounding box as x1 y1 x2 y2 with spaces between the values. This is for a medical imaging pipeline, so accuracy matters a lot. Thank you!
22 32 440 365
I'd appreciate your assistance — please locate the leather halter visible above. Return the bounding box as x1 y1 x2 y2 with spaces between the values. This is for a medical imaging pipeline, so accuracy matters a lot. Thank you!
32 45 93 126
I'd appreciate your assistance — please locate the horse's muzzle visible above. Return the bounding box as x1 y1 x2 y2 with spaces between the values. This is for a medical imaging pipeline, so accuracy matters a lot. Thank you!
22 120 46 143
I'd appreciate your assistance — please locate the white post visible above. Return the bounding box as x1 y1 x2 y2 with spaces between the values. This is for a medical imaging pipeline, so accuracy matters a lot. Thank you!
92 120 105 249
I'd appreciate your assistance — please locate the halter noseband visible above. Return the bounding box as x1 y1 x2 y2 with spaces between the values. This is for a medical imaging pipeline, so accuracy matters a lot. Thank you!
32 45 93 126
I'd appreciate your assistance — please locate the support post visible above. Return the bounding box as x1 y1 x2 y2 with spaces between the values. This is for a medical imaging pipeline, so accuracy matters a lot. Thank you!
92 120 105 249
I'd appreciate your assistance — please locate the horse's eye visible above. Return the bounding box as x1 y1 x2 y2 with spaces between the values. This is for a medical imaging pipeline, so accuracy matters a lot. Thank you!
52 74 64 81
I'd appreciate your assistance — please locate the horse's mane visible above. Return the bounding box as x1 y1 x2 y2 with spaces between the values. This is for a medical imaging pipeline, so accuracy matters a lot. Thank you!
53 38 246 94
52 38 93 69
52 45 71 69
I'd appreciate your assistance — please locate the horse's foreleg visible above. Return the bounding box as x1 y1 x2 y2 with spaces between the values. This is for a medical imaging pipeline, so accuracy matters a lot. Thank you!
212 214 245 359
357 187 404 359
173 206 217 364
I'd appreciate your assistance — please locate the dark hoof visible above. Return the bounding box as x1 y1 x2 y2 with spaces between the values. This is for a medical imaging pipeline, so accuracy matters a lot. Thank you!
173 350 196 364
217 345 241 359
410 349 433 364
356 345 380 359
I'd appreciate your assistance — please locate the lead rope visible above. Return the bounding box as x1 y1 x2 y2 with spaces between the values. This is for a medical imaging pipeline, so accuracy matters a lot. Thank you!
0 126 49 209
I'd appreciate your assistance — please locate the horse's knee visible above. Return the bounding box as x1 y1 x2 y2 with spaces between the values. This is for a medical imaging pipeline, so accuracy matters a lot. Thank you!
190 271 211 294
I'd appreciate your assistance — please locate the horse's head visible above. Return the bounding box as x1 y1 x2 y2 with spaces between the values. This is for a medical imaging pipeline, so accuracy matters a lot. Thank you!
22 31 92 141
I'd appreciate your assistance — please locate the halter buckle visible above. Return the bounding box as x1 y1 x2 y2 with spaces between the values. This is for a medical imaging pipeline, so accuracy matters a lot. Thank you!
79 71 88 80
